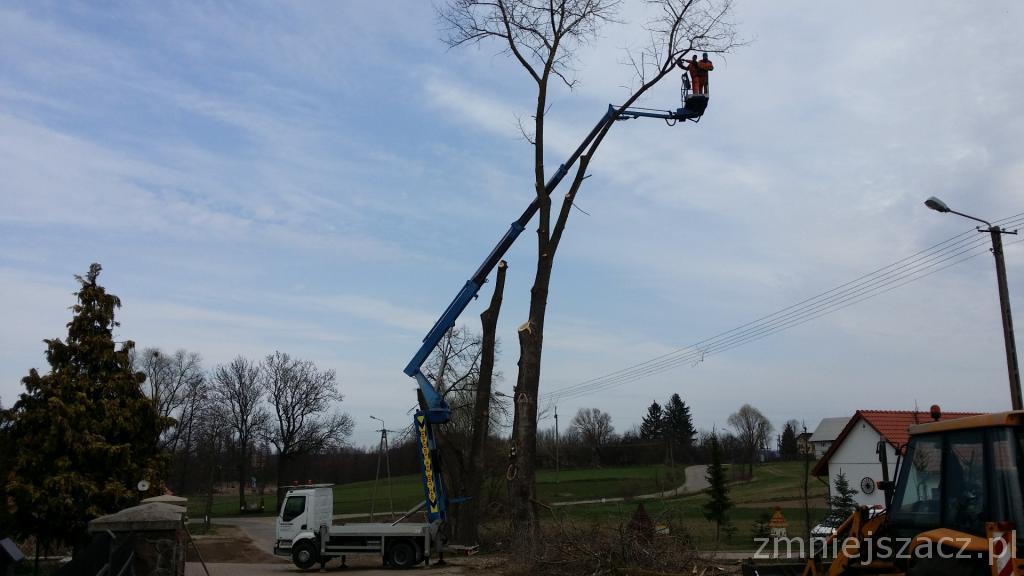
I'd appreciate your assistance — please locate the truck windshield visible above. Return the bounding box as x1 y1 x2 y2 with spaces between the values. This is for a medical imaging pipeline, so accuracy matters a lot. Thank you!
281 496 305 522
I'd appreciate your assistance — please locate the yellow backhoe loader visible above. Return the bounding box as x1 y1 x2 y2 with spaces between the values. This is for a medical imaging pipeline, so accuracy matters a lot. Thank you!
745 410 1023 576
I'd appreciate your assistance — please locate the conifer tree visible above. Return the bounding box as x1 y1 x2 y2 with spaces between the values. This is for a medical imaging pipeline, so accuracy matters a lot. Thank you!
639 401 664 440
780 420 799 460
664 393 696 463
703 432 732 543
827 471 859 519
5 264 168 554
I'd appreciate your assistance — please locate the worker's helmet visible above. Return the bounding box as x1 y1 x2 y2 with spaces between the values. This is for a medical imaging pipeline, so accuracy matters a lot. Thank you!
702 52 709 59
691 54 698 60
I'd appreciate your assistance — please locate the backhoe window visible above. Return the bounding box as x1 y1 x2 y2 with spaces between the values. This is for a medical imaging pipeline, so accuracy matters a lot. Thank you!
943 430 986 533
891 435 942 527
281 496 306 522
989 428 1024 528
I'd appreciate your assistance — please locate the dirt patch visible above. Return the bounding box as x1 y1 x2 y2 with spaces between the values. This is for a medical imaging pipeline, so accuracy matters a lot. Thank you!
187 525 287 564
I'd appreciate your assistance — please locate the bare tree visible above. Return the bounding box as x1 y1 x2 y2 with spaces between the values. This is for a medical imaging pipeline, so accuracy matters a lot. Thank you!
572 407 615 466
421 324 510 543
460 259 508 545
212 356 268 511
727 403 772 478
136 348 204 449
263 351 354 506
174 362 209 492
440 0 740 542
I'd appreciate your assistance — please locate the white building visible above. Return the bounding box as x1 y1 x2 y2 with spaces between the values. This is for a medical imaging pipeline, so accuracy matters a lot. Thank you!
808 417 850 458
812 410 979 509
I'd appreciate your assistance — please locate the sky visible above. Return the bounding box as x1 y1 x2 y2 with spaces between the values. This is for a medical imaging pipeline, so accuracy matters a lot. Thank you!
1 1 1023 448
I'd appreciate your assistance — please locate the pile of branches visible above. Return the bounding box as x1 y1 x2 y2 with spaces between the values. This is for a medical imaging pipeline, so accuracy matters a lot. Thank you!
505 503 723 576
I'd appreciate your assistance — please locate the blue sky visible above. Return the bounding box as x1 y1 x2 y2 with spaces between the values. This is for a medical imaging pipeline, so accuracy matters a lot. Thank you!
2 1 1023 447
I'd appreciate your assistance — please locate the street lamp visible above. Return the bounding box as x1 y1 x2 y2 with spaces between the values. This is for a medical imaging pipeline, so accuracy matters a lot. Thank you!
925 196 1022 410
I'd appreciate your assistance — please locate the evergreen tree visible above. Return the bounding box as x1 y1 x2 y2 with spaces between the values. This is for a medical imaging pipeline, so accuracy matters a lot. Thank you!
780 420 799 460
750 510 772 542
664 393 696 463
703 432 732 543
5 264 168 554
0 402 12 536
827 471 859 519
639 401 664 440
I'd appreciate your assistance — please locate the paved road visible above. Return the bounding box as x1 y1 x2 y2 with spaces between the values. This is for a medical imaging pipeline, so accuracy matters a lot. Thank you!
204 516 279 552
551 464 709 507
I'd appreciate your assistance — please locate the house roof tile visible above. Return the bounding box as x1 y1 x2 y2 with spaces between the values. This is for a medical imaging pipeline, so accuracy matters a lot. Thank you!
811 409 983 477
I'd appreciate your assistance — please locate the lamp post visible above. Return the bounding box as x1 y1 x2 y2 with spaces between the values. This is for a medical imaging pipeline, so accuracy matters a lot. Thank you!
925 196 1022 410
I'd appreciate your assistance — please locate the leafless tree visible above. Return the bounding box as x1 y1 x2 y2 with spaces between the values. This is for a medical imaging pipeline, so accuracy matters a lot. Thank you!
173 363 209 492
727 403 772 478
572 407 615 466
421 323 510 543
439 0 741 542
460 259 508 544
263 351 354 506
135 348 204 449
212 356 268 511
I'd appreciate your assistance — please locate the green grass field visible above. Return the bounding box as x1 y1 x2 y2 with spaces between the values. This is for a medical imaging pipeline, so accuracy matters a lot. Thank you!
559 462 830 549
186 464 689 519
187 461 829 550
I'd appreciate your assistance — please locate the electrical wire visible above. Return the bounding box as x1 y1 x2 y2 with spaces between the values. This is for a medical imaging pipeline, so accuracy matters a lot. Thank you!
541 214 1024 402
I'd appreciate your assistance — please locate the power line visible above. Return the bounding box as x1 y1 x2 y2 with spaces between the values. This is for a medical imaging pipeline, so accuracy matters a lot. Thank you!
542 214 1024 402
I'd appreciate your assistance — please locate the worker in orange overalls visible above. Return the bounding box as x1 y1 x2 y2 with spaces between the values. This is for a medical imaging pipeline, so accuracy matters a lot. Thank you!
681 55 702 95
696 52 714 95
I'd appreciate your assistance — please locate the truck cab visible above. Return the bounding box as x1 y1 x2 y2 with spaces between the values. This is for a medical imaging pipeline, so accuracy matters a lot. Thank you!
275 484 333 554
274 484 443 570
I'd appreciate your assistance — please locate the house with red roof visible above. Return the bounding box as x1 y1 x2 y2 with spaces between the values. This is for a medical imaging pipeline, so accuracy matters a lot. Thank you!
812 409 981 508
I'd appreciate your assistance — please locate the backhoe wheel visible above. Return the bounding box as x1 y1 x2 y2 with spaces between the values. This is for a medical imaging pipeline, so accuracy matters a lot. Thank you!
386 539 419 569
291 539 319 571
908 557 987 576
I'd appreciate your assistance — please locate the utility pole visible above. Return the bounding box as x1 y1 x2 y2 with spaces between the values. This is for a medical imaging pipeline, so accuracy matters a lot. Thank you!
554 406 560 484
369 415 395 521
925 197 1022 410
990 226 1023 410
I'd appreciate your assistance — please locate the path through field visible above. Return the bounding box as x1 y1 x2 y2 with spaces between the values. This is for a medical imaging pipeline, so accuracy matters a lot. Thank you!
551 464 708 507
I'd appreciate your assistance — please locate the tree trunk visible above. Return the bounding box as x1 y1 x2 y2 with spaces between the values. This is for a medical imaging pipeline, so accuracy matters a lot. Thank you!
276 452 291 512
508 256 553 548
238 440 248 511
456 261 507 545
178 414 194 493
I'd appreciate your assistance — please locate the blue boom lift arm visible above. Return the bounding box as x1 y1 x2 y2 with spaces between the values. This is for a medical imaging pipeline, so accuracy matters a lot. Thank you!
405 96 708 524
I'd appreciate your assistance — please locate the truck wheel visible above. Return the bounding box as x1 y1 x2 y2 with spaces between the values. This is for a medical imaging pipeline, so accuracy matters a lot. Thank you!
291 539 319 571
387 539 419 569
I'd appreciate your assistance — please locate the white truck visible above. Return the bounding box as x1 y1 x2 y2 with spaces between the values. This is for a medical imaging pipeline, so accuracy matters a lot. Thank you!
273 484 444 570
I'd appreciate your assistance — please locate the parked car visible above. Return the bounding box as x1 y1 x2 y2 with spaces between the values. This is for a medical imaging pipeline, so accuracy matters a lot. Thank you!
810 506 883 557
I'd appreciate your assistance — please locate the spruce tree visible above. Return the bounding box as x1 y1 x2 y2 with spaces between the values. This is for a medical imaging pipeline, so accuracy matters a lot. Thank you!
6 264 168 553
0 403 12 536
780 421 799 460
827 471 859 519
664 393 696 463
703 432 732 543
639 401 664 440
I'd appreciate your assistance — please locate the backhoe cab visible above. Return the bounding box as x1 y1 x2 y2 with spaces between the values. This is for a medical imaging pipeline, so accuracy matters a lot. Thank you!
747 411 1024 576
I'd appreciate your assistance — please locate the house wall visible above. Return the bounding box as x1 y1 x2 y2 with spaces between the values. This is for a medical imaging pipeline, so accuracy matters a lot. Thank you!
825 419 898 508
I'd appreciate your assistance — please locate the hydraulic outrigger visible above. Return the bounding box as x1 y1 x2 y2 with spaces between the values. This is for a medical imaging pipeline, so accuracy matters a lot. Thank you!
403 91 710 524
